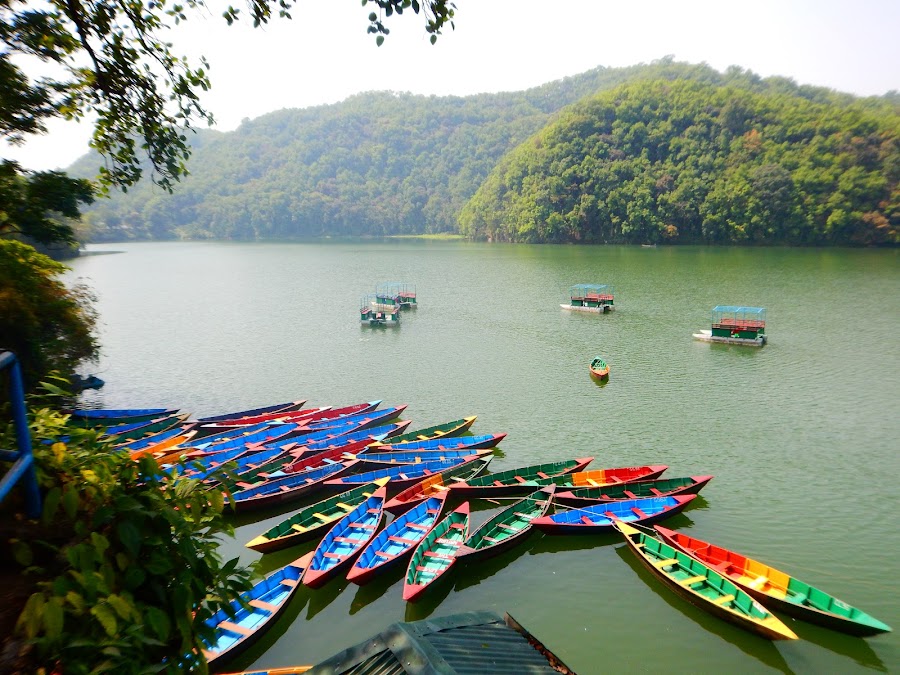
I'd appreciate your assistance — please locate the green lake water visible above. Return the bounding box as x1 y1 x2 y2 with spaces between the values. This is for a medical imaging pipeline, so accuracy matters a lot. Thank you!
66 241 900 673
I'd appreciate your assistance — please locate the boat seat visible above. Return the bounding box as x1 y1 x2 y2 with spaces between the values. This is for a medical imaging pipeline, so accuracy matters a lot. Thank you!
280 578 299 587
312 512 330 521
349 522 376 529
709 560 732 573
747 576 768 590
388 535 419 545
335 502 353 511
496 522 519 531
248 598 280 613
649 488 664 496
279 485 293 492
580 515 595 525
322 552 343 559
366 508 381 514
711 594 735 606
631 507 649 519
290 524 307 533
332 536 360 544
218 620 254 636
423 551 453 559
492 480 506 486
536 472 549 479
482 535 500 543
435 537 460 546
236 481 256 489
653 558 679 568
398 473 409 480
406 522 430 530
416 565 437 572
586 479 600 486
374 551 394 559
680 575 706 587
513 475 527 483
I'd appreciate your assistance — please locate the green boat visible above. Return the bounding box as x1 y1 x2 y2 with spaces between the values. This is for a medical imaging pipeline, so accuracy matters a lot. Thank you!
244 478 391 553
447 457 593 498
554 475 714 507
455 485 556 564
382 416 477 445
403 502 470 602
105 413 187 442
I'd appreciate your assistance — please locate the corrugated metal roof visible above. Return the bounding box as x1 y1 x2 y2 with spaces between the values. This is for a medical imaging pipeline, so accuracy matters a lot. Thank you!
306 611 574 675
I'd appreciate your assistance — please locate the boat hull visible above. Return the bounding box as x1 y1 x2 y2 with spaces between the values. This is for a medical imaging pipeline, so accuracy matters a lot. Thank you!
693 329 766 347
532 495 696 534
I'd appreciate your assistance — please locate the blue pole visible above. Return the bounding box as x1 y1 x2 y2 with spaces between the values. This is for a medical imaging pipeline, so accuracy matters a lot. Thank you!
0 351 42 518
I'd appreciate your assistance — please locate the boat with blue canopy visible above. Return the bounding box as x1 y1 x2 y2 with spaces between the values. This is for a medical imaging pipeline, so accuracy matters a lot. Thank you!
694 306 767 346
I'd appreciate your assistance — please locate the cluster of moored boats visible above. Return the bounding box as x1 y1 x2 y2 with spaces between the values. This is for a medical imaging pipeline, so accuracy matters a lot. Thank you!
70 399 890 671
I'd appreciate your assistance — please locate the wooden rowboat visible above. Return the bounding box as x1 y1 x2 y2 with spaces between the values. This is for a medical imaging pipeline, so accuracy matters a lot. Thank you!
322 456 479 497
365 433 506 454
245 478 391 553
655 526 892 637
104 413 187 441
227 461 357 513
199 401 381 431
298 420 412 452
615 521 797 640
195 399 307 424
403 502 470 602
302 486 388 589
551 464 668 489
532 495 696 534
447 458 593 498
384 457 493 516
203 553 312 669
346 492 448 585
351 447 495 467
554 475 713 507
384 416 477 445
69 408 178 426
455 485 556 564
589 356 610 379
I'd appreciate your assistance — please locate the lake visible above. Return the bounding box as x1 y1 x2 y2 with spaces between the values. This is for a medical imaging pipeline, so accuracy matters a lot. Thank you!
65 241 900 673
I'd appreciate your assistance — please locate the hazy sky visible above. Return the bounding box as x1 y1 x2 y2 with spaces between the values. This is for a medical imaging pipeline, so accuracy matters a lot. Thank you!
5 0 900 172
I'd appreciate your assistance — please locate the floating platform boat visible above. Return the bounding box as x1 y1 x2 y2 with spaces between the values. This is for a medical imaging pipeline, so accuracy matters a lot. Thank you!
375 281 417 309
360 293 401 326
561 284 615 313
693 305 767 346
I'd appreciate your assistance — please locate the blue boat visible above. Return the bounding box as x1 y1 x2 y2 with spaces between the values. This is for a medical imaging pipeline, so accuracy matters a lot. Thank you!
346 492 448 585
322 457 474 496
531 495 697 534
300 420 412 451
366 433 507 453
183 421 277 449
305 405 408 432
202 553 310 669
353 447 494 466
69 408 178 425
184 422 302 456
228 461 356 513
302 485 388 588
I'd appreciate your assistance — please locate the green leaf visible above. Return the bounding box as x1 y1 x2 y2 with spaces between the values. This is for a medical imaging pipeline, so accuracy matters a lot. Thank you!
42 486 62 523
43 598 65 639
62 485 80 519
91 603 118 637
106 593 134 620
117 520 142 556
144 606 171 641
11 539 33 566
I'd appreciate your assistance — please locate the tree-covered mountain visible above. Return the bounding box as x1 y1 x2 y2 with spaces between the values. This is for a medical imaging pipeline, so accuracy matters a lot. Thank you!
74 59 899 245
460 78 899 245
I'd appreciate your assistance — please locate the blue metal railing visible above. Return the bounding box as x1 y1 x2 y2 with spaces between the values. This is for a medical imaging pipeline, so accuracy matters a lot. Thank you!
0 351 42 518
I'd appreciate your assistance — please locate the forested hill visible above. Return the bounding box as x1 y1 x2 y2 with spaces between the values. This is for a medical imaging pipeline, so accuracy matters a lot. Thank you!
74 59 899 245
459 79 900 245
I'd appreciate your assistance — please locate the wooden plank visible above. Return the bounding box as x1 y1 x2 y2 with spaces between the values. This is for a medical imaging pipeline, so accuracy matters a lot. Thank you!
653 558 679 568
249 598 280 613
712 594 735 605
218 620 254 636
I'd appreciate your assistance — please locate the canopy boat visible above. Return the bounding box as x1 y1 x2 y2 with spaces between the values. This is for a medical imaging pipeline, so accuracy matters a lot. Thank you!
352 447 495 467
384 457 493 516
375 281 417 309
245 478 391 553
403 502 470 602
226 461 357 513
614 521 798 640
589 357 610 380
302 486 388 588
447 457 594 498
346 492 448 585
654 526 892 637
322 456 481 497
693 305 767 346
202 553 311 669
532 494 696 534
551 464 668 489
360 294 400 326
561 284 615 313
455 486 556 564
365 432 506 454
68 407 179 426
195 400 307 424
554 475 713 507
384 416 477 444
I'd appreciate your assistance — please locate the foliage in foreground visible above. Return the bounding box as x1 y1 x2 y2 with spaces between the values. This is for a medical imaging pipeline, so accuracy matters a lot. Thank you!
2 398 253 674
0 241 98 390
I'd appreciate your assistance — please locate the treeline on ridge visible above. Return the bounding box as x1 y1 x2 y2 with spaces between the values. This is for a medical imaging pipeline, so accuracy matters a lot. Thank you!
74 59 900 246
